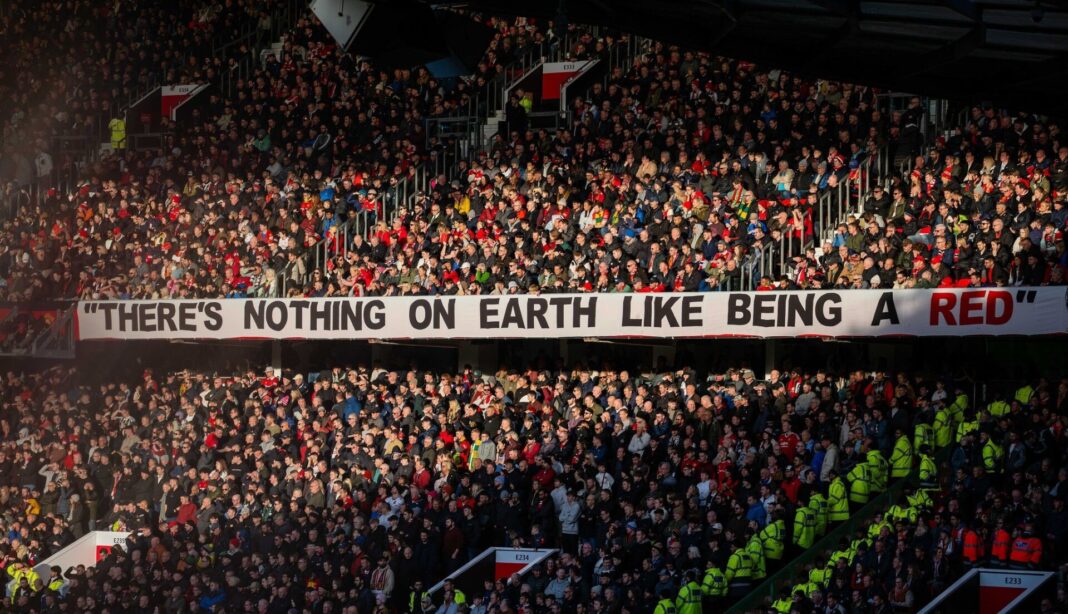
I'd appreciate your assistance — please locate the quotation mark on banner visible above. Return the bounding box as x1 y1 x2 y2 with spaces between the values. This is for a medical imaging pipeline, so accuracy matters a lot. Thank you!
1015 291 1037 304
83 303 99 314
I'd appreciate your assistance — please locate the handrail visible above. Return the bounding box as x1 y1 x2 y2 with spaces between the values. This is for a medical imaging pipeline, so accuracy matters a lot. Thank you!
811 142 891 243
279 25 654 297
29 305 76 359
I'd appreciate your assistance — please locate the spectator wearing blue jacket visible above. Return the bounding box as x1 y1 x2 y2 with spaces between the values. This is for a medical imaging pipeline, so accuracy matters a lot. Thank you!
746 494 768 528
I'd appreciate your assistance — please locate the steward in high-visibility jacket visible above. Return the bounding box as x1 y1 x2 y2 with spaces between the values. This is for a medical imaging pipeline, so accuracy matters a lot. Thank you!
867 514 891 539
794 580 819 598
809 493 828 537
725 547 752 583
847 462 871 505
956 416 979 443
108 117 127 150
988 398 1011 418
990 526 1011 566
675 574 703 614
850 537 870 559
6 562 39 598
907 489 933 511
746 536 767 580
793 504 816 549
1009 533 1043 568
409 590 430 612
866 450 888 493
962 528 984 565
44 566 64 594
760 518 786 561
918 450 937 485
913 422 934 454
440 581 466 607
886 503 917 524
981 432 1004 474
772 596 793 613
889 432 913 479
809 565 832 588
701 566 727 599
827 474 850 521
949 392 969 423
654 594 678 614
6 562 38 584
829 546 852 566
933 407 953 449
1014 385 1034 406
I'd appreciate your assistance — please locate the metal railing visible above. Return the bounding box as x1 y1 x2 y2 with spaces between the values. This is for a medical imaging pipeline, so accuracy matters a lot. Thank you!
6 152 88 218
0 303 76 358
215 0 305 102
278 25 652 296
812 144 889 243
310 210 375 274
30 306 76 359
291 164 430 295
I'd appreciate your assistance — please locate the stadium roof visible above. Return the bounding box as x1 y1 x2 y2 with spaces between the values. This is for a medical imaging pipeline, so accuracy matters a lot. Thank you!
442 0 1068 117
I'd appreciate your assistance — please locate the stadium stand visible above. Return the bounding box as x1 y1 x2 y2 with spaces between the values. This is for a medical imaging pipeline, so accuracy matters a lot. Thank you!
0 364 1063 612
5 4 1061 304
1 1 1067 613
0 0 296 180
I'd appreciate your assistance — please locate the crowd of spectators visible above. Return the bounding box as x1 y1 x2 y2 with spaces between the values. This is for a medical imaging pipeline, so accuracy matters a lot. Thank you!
6 2 1065 302
1 361 1065 613
0 7 562 301
810 127 1068 290
0 0 285 185
1 7 1067 614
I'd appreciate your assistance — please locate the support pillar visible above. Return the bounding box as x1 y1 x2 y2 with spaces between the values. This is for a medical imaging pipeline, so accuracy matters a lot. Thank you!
764 339 779 380
457 341 479 372
650 344 676 371
271 340 282 373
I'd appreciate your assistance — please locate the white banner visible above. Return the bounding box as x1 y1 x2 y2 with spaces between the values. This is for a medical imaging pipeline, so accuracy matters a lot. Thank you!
493 548 557 581
161 84 206 120
542 61 591 101
6 532 130 598
74 288 1068 341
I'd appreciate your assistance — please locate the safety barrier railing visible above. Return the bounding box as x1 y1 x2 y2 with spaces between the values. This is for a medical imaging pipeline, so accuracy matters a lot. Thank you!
811 144 890 242
309 208 376 275
776 213 812 280
29 305 76 359
215 0 305 102
0 302 76 358
277 259 297 298
127 132 171 153
736 245 768 291
296 166 431 289
4 160 83 219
